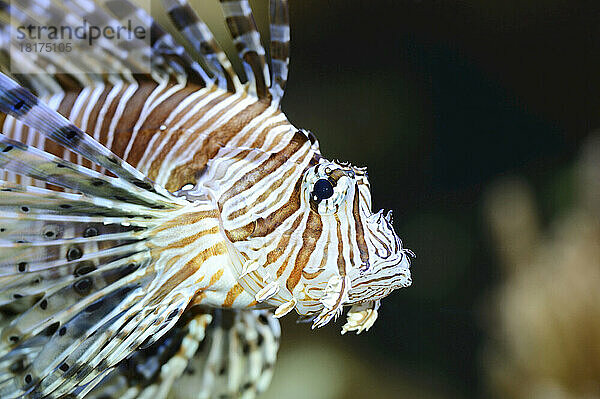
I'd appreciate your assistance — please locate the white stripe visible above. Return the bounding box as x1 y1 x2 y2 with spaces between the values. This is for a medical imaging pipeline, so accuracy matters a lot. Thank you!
106 81 139 150
270 24 290 42
235 31 266 56
93 81 124 172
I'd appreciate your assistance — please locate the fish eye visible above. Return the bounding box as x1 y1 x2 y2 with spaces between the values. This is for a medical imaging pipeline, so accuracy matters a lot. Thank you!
312 179 334 202
303 162 354 215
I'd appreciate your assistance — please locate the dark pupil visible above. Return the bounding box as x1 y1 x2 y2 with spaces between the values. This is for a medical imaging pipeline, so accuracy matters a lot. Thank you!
312 179 334 202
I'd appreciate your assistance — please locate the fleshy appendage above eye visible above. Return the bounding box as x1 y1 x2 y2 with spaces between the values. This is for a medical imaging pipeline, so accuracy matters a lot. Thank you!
303 162 354 215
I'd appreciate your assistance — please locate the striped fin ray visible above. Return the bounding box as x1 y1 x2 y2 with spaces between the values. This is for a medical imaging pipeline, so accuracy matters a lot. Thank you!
162 0 242 92
0 237 161 398
0 163 191 397
0 189 213 398
0 181 161 219
95 0 213 86
219 0 271 100
0 182 155 284
165 309 280 399
83 308 279 399
0 134 173 209
30 293 187 398
269 0 290 105
0 242 148 307
0 72 181 205
84 309 214 399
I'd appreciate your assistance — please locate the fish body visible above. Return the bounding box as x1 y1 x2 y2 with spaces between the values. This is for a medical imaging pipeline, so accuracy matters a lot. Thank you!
0 1 413 397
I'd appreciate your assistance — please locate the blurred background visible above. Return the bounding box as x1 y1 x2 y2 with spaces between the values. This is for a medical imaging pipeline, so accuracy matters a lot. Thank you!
172 1 600 398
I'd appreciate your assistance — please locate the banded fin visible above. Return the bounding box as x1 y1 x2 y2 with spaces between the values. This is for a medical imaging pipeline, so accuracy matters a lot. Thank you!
0 0 143 90
97 0 212 86
268 0 291 105
3 0 292 107
171 309 280 399
81 309 213 399
0 19 64 96
84 309 280 399
219 0 271 99
0 136 173 209
163 0 242 92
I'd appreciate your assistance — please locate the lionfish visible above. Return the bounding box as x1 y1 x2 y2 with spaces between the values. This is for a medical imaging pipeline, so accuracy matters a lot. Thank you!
0 0 413 398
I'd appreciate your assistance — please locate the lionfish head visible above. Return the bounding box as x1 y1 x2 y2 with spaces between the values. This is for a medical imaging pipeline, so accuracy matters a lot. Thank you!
300 159 413 311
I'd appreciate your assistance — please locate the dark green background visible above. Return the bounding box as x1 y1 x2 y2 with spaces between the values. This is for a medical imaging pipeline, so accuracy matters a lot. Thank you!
273 1 599 397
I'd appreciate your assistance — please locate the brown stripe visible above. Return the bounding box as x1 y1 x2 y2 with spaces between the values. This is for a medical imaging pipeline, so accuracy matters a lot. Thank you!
225 16 254 39
270 40 289 61
335 214 346 276
151 210 219 234
219 62 236 93
266 127 305 152
165 226 220 250
266 212 303 267
249 120 289 149
233 107 278 144
169 88 228 132
145 91 233 183
286 210 322 292
304 229 330 279
207 268 224 287
223 283 244 307
41 89 81 165
54 74 82 92
276 250 294 279
244 52 268 99
302 268 324 280
109 80 160 159
227 150 301 220
353 184 370 268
